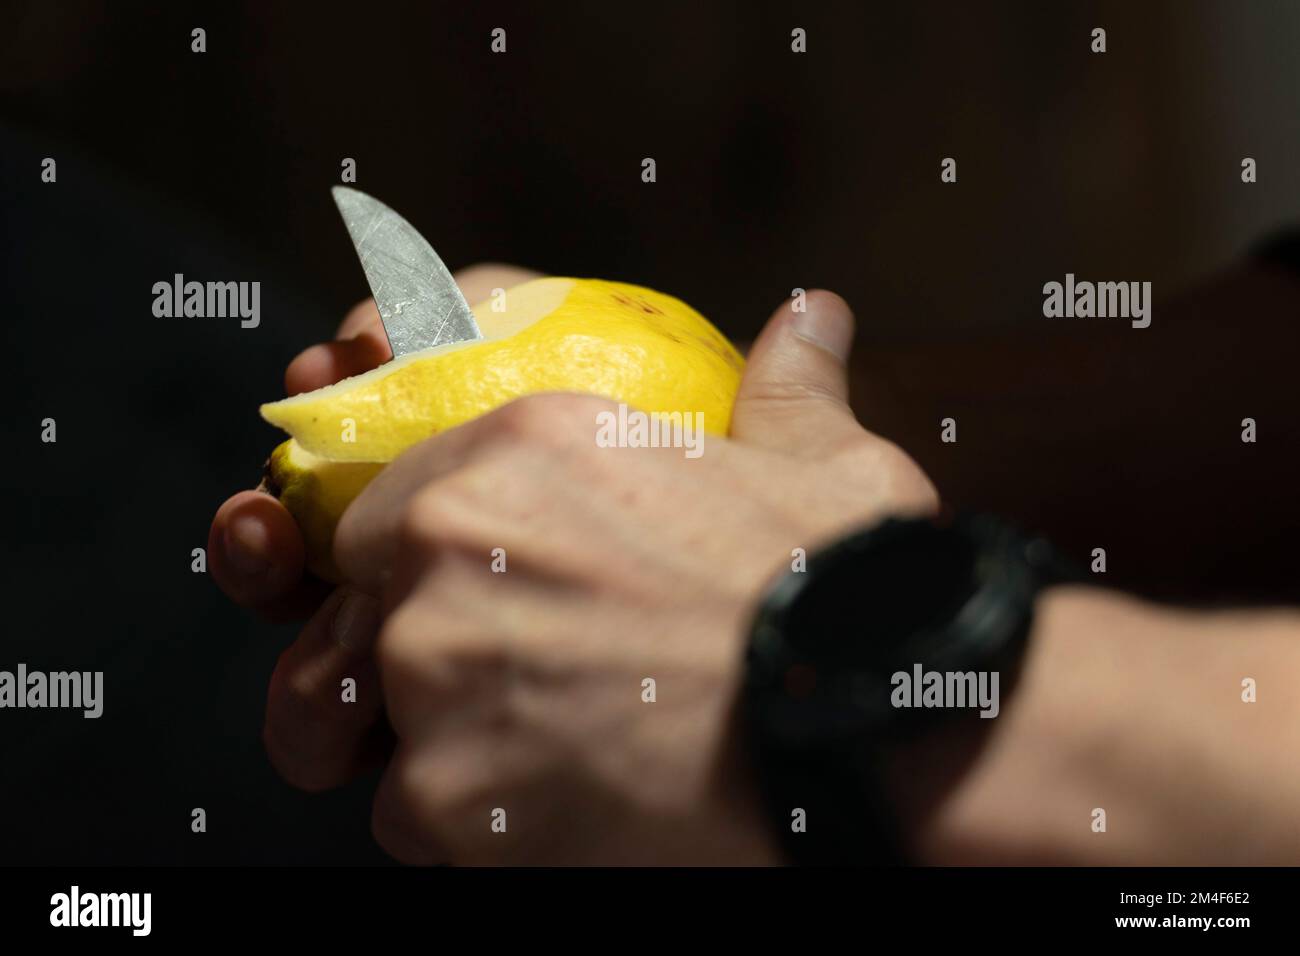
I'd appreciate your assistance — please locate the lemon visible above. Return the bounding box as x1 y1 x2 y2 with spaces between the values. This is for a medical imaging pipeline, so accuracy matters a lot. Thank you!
261 277 744 581
262 441 383 582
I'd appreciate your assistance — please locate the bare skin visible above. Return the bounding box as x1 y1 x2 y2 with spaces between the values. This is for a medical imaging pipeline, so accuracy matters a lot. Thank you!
210 264 1300 865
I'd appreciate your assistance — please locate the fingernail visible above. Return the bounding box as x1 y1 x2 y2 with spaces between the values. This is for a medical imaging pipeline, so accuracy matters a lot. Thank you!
332 591 380 651
224 517 269 576
791 299 853 362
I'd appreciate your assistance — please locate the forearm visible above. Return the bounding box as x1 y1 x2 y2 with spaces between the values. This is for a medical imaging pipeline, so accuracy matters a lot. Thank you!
889 586 1300 864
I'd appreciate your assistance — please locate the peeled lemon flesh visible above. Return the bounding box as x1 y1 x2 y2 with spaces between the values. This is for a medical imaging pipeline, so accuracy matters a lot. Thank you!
261 277 744 581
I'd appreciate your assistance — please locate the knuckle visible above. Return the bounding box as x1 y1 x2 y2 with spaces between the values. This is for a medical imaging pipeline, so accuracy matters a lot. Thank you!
373 751 480 862
546 391 616 423
489 396 554 439
374 606 432 680
389 754 431 816
403 756 485 843
428 762 488 822
371 768 437 864
488 394 609 448
378 612 511 702
375 613 520 746
396 483 475 553
271 653 336 730
261 659 352 793
280 666 320 717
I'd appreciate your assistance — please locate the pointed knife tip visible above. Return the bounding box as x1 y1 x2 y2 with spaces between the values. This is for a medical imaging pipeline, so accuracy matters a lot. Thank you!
330 184 363 204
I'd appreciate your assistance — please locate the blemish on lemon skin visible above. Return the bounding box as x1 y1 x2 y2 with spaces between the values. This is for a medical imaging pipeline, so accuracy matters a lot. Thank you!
612 291 666 316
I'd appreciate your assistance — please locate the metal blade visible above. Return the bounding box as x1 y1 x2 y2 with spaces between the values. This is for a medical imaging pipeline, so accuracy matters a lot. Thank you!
330 186 481 357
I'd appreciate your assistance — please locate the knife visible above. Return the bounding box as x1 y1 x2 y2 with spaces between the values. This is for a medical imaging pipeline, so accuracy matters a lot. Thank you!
330 186 481 357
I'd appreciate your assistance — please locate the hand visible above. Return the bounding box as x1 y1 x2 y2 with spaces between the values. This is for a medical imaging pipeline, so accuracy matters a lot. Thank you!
325 290 939 864
207 263 541 620
207 264 541 790
206 296 388 621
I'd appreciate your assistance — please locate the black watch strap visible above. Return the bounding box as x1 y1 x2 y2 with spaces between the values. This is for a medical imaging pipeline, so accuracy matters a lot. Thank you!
743 514 1076 866
745 727 905 866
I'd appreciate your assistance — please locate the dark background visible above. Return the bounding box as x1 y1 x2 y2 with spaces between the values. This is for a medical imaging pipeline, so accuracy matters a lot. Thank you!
1 1 1298 864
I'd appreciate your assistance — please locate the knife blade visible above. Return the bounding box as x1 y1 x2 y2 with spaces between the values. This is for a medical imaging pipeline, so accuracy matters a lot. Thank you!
330 186 481 357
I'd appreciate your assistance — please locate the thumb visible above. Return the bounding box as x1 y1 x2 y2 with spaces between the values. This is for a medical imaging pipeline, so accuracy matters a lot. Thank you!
730 289 863 456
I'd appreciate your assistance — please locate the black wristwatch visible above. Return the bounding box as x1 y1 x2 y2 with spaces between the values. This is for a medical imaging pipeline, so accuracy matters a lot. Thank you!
742 513 1074 865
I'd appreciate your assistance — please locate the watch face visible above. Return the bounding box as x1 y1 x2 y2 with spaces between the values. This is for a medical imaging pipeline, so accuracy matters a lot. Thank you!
782 520 978 672
749 516 1039 745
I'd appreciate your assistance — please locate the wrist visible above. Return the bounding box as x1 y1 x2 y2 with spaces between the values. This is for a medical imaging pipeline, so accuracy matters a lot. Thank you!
742 513 1053 864
884 586 1157 864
